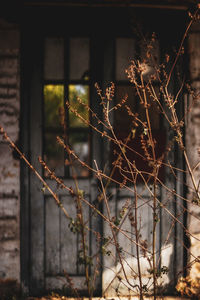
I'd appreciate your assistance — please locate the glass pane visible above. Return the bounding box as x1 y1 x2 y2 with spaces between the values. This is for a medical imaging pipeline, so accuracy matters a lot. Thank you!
70 38 90 80
69 85 89 128
44 85 64 129
44 85 65 177
44 133 64 177
69 132 90 177
44 38 64 80
115 85 136 131
116 38 135 80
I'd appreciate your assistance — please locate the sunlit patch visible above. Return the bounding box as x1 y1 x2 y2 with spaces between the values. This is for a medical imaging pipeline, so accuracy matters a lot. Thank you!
103 243 173 296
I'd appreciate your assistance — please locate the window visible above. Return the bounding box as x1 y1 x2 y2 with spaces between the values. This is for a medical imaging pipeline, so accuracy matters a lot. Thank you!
43 37 90 178
112 37 165 182
43 36 164 181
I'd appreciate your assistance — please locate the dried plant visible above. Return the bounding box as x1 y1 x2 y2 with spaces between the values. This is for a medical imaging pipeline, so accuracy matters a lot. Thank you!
2 5 200 300
176 276 200 297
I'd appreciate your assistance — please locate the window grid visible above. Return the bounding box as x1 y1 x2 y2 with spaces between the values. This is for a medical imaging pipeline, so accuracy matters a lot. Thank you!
43 37 91 178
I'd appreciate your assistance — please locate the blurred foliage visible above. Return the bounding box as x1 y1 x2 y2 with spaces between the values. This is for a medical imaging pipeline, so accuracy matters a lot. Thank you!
43 84 89 175
69 84 89 128
44 84 89 128
44 85 64 129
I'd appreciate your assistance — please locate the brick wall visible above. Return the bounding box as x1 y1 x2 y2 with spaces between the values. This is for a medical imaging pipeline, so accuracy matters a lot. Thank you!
0 18 20 281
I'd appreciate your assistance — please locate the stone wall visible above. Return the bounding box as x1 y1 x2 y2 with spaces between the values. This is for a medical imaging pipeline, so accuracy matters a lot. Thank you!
0 18 20 281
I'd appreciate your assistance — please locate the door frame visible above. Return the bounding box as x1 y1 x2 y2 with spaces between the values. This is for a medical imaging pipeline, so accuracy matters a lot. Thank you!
20 11 113 296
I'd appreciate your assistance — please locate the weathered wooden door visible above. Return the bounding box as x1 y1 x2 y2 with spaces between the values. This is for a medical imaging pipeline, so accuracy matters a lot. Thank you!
21 24 106 295
101 36 185 296
20 8 186 297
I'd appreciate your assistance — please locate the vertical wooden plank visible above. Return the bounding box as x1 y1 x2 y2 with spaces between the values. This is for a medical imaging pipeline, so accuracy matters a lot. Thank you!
158 36 177 289
116 196 134 295
173 86 185 279
29 32 44 295
134 187 154 291
137 195 153 250
77 194 90 275
90 36 111 294
90 178 103 293
117 197 132 260
102 190 117 296
99 36 115 296
160 130 176 286
45 196 60 275
102 184 163 296
175 170 184 276
20 28 31 294
161 69 185 287
60 195 77 274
